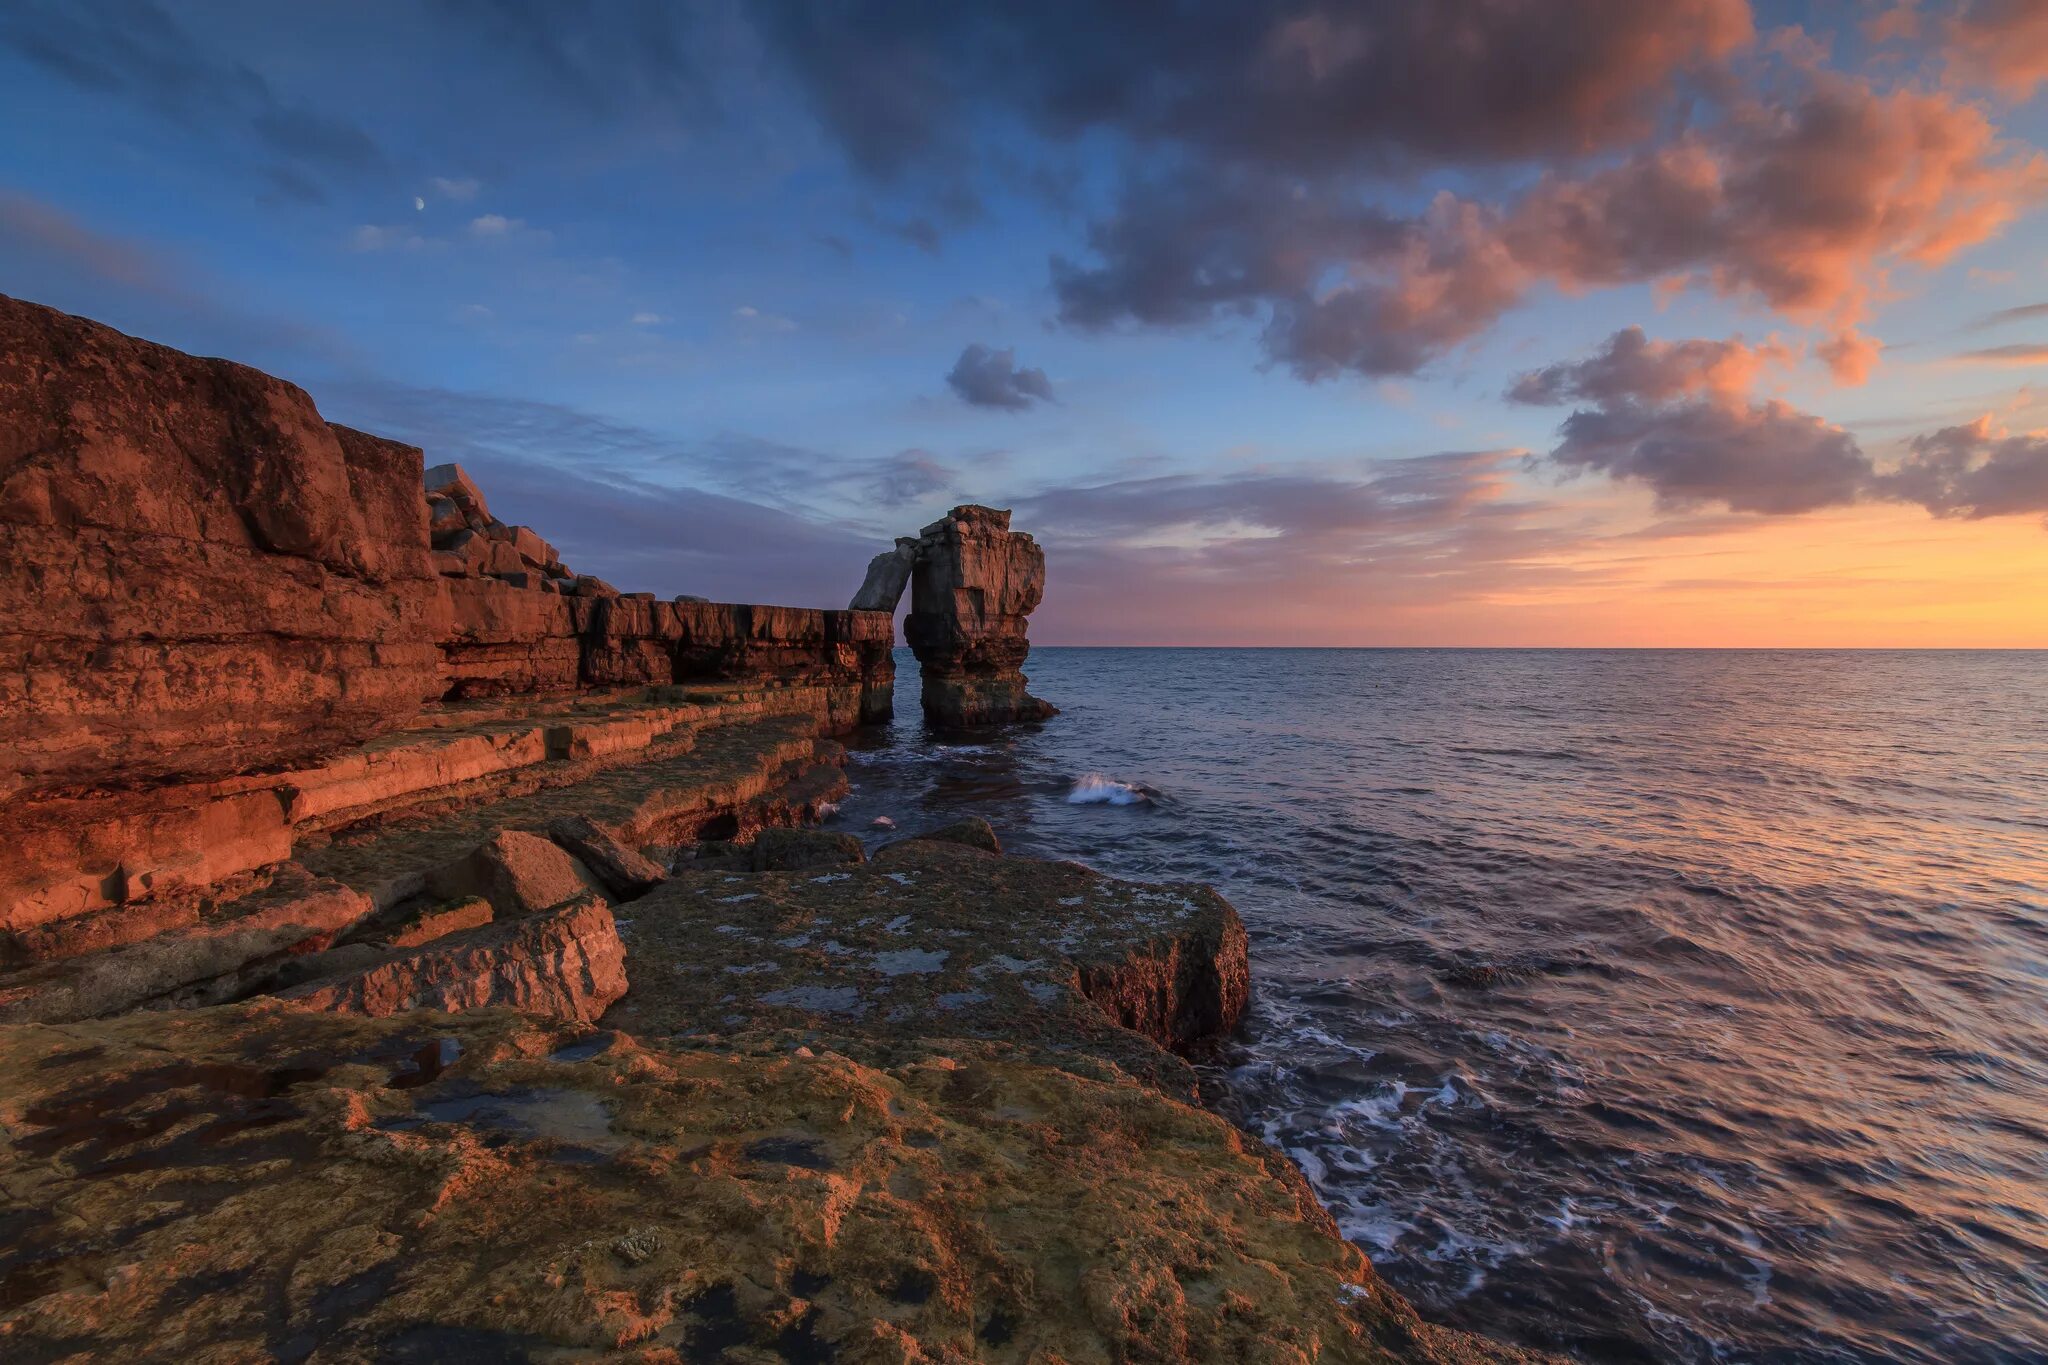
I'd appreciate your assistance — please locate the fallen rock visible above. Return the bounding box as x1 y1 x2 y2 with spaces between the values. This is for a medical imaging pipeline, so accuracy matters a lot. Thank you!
751 827 866 871
424 830 604 918
424 461 490 524
545 815 666 900
0 865 372 1024
378 896 495 948
277 894 624 1024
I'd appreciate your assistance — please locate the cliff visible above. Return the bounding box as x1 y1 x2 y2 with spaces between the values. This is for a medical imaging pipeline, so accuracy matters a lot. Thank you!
0 297 1547 1364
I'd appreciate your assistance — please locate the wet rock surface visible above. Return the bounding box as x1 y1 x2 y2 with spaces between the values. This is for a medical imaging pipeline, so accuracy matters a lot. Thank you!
606 837 1250 1092
0 1006 1548 1364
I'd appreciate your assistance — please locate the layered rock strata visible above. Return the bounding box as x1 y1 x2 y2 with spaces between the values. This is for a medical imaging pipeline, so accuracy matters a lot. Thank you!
0 293 443 798
856 504 1056 726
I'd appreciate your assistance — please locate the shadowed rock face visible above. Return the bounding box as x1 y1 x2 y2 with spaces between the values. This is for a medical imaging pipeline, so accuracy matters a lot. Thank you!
0 295 444 797
901 505 1056 727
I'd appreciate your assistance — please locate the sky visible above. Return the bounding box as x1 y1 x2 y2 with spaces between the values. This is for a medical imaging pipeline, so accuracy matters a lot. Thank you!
2 1 2046 646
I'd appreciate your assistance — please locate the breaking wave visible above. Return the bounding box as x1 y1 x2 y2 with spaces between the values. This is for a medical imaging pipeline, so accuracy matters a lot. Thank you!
1066 772 1153 805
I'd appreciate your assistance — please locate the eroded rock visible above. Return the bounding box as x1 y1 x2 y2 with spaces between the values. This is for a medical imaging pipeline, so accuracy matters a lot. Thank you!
0 1007 1553 1364
277 894 624 1023
894 505 1055 726
424 830 605 918
544 814 665 901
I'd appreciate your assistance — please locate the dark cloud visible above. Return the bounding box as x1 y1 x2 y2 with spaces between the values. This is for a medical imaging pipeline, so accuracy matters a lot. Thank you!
869 449 955 505
1053 67 2045 379
1508 327 1790 407
0 0 387 197
1883 417 2048 519
427 0 709 123
754 0 1751 182
1517 327 2048 523
946 343 1054 410
1546 398 1874 515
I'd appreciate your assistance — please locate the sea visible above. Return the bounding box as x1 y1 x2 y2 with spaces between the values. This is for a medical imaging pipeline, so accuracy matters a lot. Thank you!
824 648 2048 1364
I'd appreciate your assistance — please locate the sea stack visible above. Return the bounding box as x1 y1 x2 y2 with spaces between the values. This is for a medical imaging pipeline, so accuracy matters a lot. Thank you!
900 504 1057 726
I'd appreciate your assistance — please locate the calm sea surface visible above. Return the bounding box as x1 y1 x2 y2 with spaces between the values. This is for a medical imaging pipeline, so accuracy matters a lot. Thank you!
827 648 2048 1364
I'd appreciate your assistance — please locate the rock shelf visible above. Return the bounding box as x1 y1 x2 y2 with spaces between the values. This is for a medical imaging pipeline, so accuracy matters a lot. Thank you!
0 296 1551 1363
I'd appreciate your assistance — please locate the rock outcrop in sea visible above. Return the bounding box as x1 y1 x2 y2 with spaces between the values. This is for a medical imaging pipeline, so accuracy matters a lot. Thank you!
854 505 1057 727
0 295 1548 1363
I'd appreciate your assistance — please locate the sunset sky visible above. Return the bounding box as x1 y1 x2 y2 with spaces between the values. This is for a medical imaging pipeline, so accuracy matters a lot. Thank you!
3 1 2045 645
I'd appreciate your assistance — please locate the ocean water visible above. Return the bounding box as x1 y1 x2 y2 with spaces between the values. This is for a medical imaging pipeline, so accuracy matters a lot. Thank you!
826 648 2048 1364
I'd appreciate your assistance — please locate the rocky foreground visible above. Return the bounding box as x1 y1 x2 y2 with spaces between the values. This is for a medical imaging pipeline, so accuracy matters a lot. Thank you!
0 297 1548 1362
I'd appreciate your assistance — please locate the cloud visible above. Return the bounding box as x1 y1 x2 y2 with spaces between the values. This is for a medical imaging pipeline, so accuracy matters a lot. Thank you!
1884 416 2048 519
757 1 1752 182
1950 343 2048 367
1944 0 2048 97
431 175 481 201
732 304 798 334
1507 326 1792 407
869 449 956 505
1056 68 2046 380
1546 397 1875 515
1517 327 2048 523
1966 300 2048 331
945 343 1055 410
0 0 386 198
0 192 360 373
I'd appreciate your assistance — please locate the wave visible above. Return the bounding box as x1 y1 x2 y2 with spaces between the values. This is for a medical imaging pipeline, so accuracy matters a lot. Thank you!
1067 772 1154 806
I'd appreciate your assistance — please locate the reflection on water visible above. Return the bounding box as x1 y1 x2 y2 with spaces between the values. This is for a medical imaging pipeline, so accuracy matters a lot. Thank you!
827 648 2048 1364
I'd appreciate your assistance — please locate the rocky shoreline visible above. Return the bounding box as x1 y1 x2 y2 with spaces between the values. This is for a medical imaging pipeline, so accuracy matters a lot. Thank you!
0 295 1549 1362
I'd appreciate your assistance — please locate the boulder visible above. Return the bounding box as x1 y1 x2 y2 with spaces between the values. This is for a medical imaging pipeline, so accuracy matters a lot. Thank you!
545 815 666 900
424 461 490 524
426 495 465 537
750 827 866 871
424 830 605 918
376 896 495 948
902 816 1002 855
277 894 625 1024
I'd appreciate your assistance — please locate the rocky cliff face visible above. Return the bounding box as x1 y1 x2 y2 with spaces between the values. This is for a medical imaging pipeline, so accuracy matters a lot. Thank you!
0 295 444 798
863 504 1056 726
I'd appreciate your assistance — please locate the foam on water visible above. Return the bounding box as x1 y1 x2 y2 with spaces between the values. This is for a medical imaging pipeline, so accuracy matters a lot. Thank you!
1066 772 1153 805
829 647 2048 1364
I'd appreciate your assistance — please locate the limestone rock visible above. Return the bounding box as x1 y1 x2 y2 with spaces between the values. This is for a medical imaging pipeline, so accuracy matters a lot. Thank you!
277 894 625 1024
900 815 1003 855
0 1007 1554 1364
899 505 1055 726
751 827 866 871
545 814 666 900
0 296 443 795
423 830 605 918
0 865 372 1024
423 461 490 525
849 536 917 611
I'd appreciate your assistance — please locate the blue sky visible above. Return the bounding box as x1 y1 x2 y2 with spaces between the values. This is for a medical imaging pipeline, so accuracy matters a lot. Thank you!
4 2 2046 643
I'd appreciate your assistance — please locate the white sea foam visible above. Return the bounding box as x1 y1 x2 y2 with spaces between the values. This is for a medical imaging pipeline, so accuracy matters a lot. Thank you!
1066 772 1152 805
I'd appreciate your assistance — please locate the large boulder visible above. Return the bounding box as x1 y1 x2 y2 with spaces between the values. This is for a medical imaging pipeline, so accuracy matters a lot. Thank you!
0 295 443 796
277 894 625 1024
424 830 605 918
